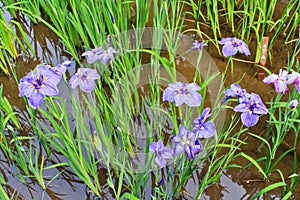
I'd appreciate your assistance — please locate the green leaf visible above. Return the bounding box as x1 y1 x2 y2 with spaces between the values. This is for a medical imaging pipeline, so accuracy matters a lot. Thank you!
251 182 286 200
240 152 267 179
120 192 139 200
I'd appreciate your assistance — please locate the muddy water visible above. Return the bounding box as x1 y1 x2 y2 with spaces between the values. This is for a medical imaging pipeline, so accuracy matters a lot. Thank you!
1 3 300 200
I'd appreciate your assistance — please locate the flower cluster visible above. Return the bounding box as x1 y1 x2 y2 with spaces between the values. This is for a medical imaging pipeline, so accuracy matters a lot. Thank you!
263 69 300 94
19 37 119 109
190 37 250 57
19 60 101 109
19 61 71 109
82 42 118 64
149 108 216 167
224 83 268 127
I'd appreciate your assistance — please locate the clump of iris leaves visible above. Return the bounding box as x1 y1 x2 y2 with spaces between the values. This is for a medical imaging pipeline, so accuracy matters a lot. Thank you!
0 0 300 199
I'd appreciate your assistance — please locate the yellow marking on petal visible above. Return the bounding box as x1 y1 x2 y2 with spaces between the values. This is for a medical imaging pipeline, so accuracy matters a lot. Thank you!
37 73 41 80
34 89 38 94
249 110 252 114
200 126 204 130
43 76 48 81
41 84 45 88
187 93 191 96
29 84 34 88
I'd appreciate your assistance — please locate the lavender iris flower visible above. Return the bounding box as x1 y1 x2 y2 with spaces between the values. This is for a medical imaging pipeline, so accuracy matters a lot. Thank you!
289 99 298 110
163 82 202 107
219 37 250 57
51 60 72 75
190 40 207 50
171 126 202 159
287 71 300 94
19 66 61 109
193 108 216 138
69 68 100 92
99 47 118 64
82 45 118 64
234 93 268 127
224 83 250 103
263 69 289 93
82 47 104 64
149 140 173 168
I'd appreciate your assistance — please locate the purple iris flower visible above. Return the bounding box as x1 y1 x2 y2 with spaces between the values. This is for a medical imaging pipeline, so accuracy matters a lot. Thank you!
171 126 202 159
69 68 100 92
149 140 173 168
234 93 268 127
98 47 118 64
219 37 250 57
193 108 216 138
82 47 104 64
190 40 207 50
263 69 290 93
51 60 72 75
19 66 61 109
163 82 202 107
289 99 298 110
224 83 250 103
82 46 118 64
287 71 300 94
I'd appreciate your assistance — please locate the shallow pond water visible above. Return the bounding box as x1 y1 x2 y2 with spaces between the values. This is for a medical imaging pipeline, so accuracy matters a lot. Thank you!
0 1 300 199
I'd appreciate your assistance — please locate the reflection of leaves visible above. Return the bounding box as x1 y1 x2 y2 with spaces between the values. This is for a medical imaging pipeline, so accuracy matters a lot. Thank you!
0 10 16 75
0 85 21 129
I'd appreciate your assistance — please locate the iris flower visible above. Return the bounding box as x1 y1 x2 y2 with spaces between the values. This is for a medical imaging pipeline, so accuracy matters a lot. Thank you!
193 108 216 138
51 60 72 75
82 46 118 64
219 37 250 57
289 99 298 110
19 65 61 109
224 83 250 103
190 40 207 50
234 93 268 127
263 69 289 93
98 47 118 64
287 71 300 94
163 82 202 107
149 140 173 168
82 47 104 64
171 126 202 159
69 68 100 92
